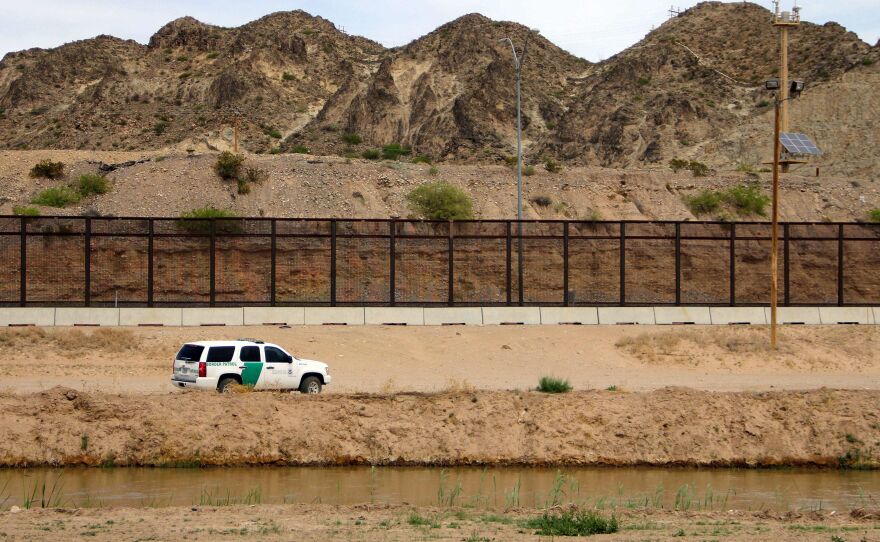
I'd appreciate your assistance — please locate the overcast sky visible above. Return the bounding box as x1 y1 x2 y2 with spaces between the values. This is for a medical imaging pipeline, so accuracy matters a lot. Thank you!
1 1 877 62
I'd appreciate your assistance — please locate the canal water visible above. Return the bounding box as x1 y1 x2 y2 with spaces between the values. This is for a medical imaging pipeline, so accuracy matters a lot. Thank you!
3 467 878 511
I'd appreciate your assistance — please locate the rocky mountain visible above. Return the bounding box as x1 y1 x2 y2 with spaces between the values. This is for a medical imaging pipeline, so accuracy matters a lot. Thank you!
0 2 877 177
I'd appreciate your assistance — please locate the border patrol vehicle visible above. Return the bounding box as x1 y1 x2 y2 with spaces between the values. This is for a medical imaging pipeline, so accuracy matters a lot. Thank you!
171 339 330 393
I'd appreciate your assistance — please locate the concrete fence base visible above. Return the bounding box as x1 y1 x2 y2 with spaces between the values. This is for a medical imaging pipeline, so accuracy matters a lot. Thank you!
0 306 875 327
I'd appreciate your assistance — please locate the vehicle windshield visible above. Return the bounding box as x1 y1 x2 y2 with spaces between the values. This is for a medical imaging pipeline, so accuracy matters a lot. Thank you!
175 344 205 361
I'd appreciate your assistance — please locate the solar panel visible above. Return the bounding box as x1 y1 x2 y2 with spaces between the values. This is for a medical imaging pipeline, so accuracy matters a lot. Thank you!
779 132 822 156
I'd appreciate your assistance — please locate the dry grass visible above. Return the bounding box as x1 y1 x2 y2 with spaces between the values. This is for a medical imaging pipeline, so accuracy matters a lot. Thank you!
0 328 140 354
616 326 879 370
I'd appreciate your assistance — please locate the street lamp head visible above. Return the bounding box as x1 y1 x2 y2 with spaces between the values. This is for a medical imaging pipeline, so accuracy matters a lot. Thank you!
790 80 805 96
765 78 780 91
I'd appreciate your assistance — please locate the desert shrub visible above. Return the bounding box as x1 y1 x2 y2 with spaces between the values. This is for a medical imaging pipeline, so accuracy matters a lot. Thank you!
688 160 710 177
637 76 651 86
536 376 571 393
29 160 65 179
525 510 618 536
31 187 81 207
214 151 245 179
684 190 722 215
725 184 769 216
362 149 380 160
341 132 362 145
282 72 295 81
243 167 268 185
868 209 880 223
757 100 770 108
178 207 240 233
428 166 439 176
544 158 561 173
382 143 411 160
863 58 875 66
263 127 282 139
236 179 250 195
153 121 168 135
412 154 431 164
291 145 310 154
406 181 474 221
523 165 536 176
504 156 518 167
206 52 220 59
13 206 40 216
530 195 552 207
77 174 109 197
669 158 688 173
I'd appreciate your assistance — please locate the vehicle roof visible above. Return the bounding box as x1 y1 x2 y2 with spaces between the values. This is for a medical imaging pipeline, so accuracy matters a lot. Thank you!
183 340 282 348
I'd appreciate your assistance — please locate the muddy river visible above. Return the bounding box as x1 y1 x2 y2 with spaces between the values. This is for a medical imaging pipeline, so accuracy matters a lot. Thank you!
3 467 878 511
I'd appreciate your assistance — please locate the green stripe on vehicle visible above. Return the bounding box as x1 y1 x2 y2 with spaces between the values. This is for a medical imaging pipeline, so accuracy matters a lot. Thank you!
241 362 263 386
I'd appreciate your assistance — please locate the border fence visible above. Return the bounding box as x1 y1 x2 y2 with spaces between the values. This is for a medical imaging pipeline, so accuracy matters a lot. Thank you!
0 216 878 307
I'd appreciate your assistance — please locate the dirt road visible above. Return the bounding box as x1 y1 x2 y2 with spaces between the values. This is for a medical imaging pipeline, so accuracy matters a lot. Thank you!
2 504 878 541
1 325 878 394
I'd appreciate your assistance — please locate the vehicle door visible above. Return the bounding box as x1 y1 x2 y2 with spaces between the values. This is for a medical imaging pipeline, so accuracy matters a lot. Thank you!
263 345 297 390
237 345 264 388
173 344 205 382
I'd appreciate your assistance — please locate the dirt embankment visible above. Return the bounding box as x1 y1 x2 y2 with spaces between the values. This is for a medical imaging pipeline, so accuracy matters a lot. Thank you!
3 505 880 542
1 387 877 468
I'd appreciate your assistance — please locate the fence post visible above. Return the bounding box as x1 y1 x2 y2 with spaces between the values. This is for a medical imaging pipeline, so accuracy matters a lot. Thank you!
270 219 277 307
783 223 790 306
729 223 736 306
147 218 154 307
837 223 844 306
448 221 454 306
19 216 26 307
330 220 337 307
619 221 626 305
209 219 216 307
505 221 512 306
674 222 681 306
563 221 570 306
389 219 396 306
84 217 91 307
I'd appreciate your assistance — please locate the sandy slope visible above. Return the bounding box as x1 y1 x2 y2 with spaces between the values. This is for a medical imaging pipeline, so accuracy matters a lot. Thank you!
0 387 877 468
0 325 877 394
2 505 879 542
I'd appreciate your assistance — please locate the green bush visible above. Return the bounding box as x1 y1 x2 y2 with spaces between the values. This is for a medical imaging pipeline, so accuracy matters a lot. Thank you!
31 187 81 208
13 206 40 216
688 160 710 177
291 145 310 154
77 174 109 197
669 158 688 173
525 510 618 536
868 209 880 223
243 167 268 185
406 181 474 221
29 160 65 179
362 149 380 160
282 72 295 81
531 195 552 207
237 179 250 195
725 184 769 216
684 190 722 215
536 376 571 393
381 143 411 160
428 166 439 176
523 165 536 176
153 121 168 135
341 132 362 145
637 76 651 86
412 154 432 164
178 207 240 233
863 58 875 66
544 158 561 173
263 127 282 139
214 151 245 179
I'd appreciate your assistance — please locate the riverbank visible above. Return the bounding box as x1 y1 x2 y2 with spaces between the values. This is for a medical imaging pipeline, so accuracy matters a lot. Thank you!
1 387 877 468
2 504 879 541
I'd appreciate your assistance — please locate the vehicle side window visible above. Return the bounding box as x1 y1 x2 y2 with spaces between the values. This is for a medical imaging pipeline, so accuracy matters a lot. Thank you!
206 346 235 363
176 344 204 361
240 346 261 362
264 346 288 362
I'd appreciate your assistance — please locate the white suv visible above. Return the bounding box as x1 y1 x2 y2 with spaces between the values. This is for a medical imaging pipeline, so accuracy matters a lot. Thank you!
171 339 331 393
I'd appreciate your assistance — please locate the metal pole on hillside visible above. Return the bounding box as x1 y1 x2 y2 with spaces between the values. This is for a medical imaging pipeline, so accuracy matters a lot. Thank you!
500 28 539 305
770 93 781 349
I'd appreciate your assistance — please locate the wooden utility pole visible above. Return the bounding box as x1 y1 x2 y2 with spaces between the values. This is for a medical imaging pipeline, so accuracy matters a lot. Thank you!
770 96 781 349
773 2 800 172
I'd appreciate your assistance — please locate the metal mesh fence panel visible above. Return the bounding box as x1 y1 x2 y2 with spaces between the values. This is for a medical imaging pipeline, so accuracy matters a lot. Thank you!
0 234 20 303
152 237 211 304
452 238 507 304
396 238 448 304
843 224 880 304
680 223 731 304
336 236 390 304
90 237 149 305
733 223 783 305
215 237 272 304
26 234 85 304
276 237 330 304
623 223 676 304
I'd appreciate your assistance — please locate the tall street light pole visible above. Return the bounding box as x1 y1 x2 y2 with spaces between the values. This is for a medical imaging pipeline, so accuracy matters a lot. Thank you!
500 29 538 305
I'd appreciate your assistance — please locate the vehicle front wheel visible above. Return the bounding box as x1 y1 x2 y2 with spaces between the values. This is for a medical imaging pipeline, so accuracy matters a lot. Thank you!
299 376 322 394
217 377 240 394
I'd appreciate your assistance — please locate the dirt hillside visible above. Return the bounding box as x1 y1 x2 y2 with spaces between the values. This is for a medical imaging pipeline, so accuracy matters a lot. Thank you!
1 386 879 469
1 150 878 220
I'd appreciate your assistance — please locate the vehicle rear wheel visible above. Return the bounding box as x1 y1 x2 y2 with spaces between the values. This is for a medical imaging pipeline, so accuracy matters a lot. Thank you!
217 377 239 394
299 376 322 394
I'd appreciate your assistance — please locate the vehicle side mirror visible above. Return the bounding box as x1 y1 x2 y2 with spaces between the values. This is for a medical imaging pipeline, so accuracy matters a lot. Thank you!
284 355 293 363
